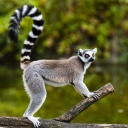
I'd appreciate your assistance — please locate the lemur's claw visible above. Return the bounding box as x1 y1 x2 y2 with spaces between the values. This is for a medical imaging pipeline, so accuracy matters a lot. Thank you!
92 92 100 100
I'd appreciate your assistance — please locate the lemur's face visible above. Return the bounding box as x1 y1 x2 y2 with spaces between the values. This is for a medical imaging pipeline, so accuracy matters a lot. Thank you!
78 48 97 63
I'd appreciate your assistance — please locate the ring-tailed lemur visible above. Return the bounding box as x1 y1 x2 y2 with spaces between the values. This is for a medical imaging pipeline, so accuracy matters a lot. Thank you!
8 5 99 128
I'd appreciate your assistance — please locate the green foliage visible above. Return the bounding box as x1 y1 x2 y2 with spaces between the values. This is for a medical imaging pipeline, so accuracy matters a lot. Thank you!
0 0 128 67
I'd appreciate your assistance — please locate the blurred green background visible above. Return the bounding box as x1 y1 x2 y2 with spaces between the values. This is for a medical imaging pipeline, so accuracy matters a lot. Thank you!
0 0 128 124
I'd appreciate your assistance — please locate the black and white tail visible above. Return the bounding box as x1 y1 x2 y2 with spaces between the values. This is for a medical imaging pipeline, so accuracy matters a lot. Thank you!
8 5 44 69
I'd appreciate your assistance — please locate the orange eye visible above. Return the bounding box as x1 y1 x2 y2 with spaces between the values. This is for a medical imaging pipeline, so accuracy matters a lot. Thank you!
92 53 94 57
85 54 89 58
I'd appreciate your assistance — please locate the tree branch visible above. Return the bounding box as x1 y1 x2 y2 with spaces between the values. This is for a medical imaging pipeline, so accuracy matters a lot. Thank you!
0 83 116 128
0 117 128 128
54 83 114 122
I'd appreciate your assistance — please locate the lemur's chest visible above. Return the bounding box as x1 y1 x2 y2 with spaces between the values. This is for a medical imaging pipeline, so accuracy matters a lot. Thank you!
83 63 91 74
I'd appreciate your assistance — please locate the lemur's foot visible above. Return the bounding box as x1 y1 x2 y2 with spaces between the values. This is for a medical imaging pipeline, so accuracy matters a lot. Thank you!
27 116 40 128
90 92 100 100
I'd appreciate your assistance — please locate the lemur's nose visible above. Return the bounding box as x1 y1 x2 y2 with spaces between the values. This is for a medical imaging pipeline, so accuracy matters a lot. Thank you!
89 58 94 62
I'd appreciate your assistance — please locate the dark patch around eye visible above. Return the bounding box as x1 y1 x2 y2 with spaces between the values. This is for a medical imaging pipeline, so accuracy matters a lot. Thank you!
92 53 94 57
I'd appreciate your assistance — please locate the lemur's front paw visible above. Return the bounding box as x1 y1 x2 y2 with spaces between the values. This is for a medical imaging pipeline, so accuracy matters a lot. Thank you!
90 92 100 100
27 116 40 128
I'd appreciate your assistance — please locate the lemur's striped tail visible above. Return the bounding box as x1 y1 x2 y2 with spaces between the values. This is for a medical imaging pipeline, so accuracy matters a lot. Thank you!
8 5 44 69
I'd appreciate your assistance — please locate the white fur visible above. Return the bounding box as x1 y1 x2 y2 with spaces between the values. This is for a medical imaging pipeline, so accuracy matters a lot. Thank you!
20 56 30 61
11 16 18 24
21 48 31 54
29 31 38 38
24 40 34 46
93 48 97 54
79 48 83 53
25 116 40 128
32 14 42 21
33 24 43 30
21 63 27 70
22 5 28 16
28 7 37 16
15 10 20 19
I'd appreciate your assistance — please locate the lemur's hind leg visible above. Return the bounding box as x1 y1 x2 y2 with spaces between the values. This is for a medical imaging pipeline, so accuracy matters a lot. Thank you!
23 71 46 127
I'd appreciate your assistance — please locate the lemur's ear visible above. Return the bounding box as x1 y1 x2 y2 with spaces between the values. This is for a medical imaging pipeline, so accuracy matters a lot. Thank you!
78 48 83 56
93 48 97 54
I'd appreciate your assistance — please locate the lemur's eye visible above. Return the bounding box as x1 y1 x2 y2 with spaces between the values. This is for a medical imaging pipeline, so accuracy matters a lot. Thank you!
92 53 94 57
85 54 89 58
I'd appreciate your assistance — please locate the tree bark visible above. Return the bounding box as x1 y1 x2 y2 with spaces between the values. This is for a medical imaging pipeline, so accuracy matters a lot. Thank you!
0 83 121 128
0 117 128 128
